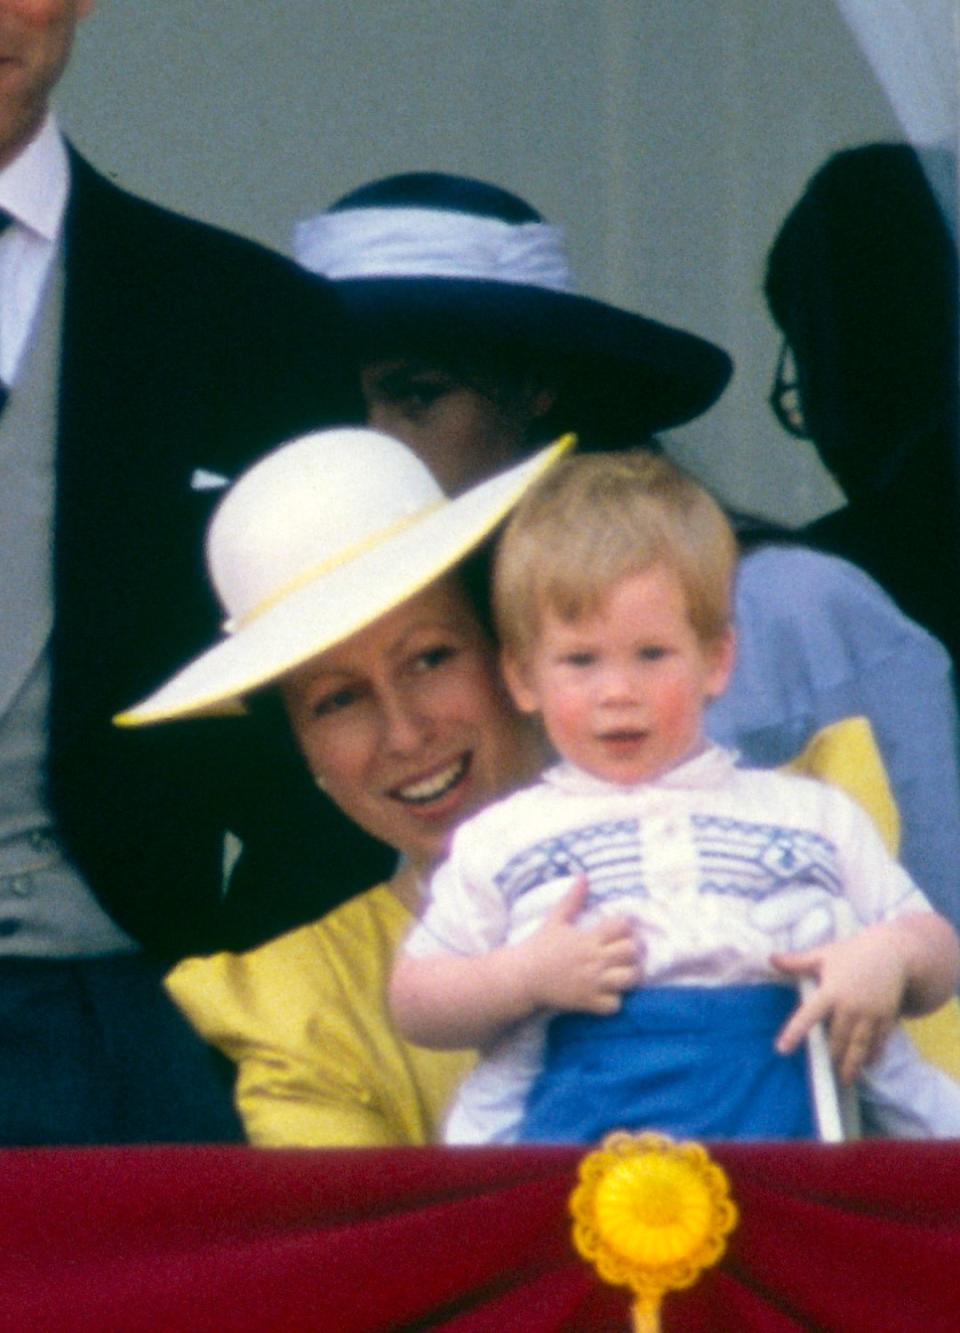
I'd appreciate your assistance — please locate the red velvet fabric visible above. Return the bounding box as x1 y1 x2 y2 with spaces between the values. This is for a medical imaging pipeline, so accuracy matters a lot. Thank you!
2 1141 959 1331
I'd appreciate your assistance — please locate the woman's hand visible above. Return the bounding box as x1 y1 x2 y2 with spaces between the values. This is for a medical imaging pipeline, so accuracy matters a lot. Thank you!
773 927 906 1085
512 876 645 1016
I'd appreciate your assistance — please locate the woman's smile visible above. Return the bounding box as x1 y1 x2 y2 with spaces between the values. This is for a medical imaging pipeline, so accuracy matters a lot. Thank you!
389 752 472 808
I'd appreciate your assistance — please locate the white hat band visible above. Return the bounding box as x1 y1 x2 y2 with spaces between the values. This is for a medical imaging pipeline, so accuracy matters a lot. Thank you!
292 206 573 293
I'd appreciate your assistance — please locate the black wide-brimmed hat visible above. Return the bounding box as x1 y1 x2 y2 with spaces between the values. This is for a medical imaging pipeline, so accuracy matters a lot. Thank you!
293 173 733 435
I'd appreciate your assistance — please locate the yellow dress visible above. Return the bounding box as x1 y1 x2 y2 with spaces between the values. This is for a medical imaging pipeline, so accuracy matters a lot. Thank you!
165 884 475 1147
785 716 960 1082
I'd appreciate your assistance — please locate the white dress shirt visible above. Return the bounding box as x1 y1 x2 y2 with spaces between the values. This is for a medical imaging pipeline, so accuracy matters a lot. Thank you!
0 113 68 386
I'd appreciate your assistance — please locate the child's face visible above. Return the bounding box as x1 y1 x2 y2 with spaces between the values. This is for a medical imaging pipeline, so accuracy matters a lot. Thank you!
503 564 734 786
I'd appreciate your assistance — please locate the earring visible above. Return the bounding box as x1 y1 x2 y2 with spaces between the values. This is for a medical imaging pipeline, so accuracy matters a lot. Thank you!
314 773 328 793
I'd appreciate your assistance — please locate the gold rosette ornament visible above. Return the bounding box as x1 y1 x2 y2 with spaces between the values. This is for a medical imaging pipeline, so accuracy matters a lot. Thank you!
570 1131 738 1332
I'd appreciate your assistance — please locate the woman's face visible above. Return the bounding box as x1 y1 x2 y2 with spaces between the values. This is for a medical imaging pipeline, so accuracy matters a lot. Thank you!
280 578 537 872
361 357 553 493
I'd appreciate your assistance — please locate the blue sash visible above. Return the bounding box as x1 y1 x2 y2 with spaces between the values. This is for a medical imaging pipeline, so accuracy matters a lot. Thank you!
518 983 814 1143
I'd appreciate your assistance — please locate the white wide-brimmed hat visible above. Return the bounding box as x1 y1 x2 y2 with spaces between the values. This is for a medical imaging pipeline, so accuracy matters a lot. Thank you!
115 427 573 726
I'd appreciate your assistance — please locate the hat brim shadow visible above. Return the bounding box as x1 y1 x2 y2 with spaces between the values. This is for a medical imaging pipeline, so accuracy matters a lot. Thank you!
336 277 733 433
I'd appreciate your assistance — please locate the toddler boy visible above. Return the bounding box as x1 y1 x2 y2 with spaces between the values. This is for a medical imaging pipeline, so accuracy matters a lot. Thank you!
390 451 960 1143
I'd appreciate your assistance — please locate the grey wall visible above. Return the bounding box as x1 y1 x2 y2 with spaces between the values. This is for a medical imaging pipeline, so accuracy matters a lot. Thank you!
59 1 906 523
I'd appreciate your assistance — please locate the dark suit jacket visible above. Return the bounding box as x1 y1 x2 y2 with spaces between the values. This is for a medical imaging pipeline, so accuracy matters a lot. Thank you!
45 153 392 962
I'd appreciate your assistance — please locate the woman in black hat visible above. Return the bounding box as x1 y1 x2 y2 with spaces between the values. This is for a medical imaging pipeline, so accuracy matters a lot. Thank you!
293 172 960 933
293 172 732 491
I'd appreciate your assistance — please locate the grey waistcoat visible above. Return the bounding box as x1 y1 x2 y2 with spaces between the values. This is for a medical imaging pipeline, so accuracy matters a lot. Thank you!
0 250 134 956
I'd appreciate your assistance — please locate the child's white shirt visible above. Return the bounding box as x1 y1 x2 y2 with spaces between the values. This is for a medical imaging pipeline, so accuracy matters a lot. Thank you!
403 745 960 1143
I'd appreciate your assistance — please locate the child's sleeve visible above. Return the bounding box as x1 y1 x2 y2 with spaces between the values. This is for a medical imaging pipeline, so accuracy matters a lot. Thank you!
403 816 511 960
829 784 935 925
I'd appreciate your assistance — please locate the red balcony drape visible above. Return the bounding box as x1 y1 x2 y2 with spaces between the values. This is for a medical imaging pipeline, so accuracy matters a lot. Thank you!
2 1140 959 1331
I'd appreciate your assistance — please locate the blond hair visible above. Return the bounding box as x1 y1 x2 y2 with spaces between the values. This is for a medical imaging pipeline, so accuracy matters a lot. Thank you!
493 450 737 662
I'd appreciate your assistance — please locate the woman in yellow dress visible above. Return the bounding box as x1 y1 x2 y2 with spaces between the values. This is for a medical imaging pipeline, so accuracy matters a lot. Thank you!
118 426 572 1146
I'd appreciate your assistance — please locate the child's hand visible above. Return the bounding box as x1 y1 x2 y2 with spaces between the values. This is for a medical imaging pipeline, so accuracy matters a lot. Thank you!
772 923 909 1085
516 876 645 1016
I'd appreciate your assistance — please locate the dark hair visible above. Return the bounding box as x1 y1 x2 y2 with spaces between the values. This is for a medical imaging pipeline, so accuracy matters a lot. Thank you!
453 540 497 640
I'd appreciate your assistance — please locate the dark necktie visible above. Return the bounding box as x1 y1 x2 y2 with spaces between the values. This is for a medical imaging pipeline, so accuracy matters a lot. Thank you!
0 209 13 418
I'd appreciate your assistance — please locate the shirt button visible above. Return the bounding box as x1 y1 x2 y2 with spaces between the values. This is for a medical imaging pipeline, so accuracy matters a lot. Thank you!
9 876 31 897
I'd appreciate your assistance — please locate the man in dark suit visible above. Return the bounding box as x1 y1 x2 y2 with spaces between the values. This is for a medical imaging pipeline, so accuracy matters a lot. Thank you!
0 0 389 1143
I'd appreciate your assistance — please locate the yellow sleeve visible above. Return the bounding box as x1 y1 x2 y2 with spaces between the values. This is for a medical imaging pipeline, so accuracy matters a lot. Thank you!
166 936 377 1147
166 888 474 1148
228 1025 409 1149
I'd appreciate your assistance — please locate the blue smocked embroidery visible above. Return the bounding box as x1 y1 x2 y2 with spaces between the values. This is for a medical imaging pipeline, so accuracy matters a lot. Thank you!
493 819 644 905
692 814 843 900
492 812 844 908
